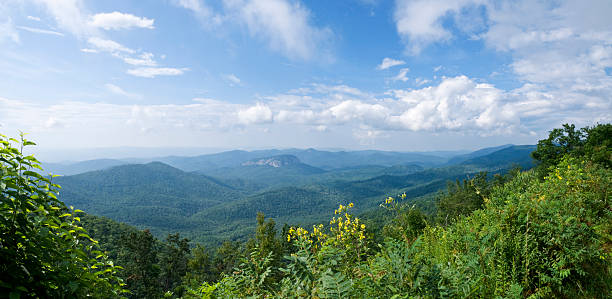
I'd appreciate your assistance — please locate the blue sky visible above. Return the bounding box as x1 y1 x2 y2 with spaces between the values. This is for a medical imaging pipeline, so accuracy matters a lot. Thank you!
0 0 611 157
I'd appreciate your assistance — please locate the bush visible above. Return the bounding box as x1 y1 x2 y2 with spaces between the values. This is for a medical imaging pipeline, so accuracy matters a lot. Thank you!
0 133 125 298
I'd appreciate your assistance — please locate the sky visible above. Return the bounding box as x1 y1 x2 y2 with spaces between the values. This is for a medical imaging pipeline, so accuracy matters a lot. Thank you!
0 0 611 158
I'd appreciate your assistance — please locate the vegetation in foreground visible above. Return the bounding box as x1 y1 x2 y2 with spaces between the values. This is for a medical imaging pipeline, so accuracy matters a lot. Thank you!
0 134 125 298
1 123 610 298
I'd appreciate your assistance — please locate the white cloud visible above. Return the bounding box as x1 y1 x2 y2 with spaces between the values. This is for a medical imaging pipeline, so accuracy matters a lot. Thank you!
27 16 41 22
105 83 142 100
224 73 241 85
391 68 410 82
393 0 484 54
36 0 92 37
415 78 430 86
87 37 134 54
388 76 517 133
123 52 157 66
173 0 223 26
80 48 98 53
175 0 205 12
238 103 273 124
389 0 612 134
127 67 188 78
85 39 186 78
88 11 154 30
45 117 65 129
377 57 405 70
17 26 64 36
224 0 332 60
288 83 369 98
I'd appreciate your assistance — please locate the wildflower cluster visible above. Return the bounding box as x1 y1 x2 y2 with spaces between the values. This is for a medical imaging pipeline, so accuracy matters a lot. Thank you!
380 192 407 211
329 203 366 247
286 203 367 257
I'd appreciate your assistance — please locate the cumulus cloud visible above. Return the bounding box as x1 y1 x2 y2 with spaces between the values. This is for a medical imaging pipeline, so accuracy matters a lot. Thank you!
391 0 612 133
377 57 405 70
238 103 273 124
127 67 189 78
36 1 155 34
388 76 517 133
88 11 154 30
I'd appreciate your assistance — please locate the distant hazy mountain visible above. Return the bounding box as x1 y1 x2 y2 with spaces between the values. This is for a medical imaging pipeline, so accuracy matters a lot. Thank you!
242 155 305 168
43 159 127 176
445 144 515 165
201 155 325 188
42 145 522 176
459 145 537 170
285 148 447 169
150 148 447 172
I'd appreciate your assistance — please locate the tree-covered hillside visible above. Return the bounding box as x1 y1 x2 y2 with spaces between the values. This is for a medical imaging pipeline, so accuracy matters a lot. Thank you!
55 143 537 246
55 162 244 237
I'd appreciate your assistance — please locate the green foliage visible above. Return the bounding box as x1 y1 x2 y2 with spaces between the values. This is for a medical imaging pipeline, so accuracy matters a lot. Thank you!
582 123 612 168
120 229 162 298
382 204 428 243
191 124 610 298
532 123 611 177
159 233 191 296
0 133 125 298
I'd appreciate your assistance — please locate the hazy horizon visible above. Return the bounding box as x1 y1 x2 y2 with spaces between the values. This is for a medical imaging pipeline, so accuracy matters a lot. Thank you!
33 144 479 163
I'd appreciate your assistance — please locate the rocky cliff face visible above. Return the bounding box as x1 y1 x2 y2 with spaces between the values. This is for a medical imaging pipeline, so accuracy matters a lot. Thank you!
241 155 301 168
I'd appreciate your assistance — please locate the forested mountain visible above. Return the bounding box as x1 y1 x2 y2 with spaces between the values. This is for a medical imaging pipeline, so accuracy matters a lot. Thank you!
459 144 536 169
444 144 513 165
55 162 244 236
55 144 537 245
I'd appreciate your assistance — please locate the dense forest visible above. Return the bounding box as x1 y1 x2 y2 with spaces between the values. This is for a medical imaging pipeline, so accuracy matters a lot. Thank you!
1 123 610 298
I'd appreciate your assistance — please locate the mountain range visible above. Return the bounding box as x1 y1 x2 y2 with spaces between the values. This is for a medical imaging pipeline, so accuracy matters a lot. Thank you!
53 145 537 245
